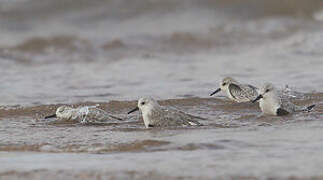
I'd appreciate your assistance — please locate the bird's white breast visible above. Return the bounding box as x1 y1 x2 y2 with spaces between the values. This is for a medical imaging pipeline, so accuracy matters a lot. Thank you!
224 87 235 101
259 98 280 115
142 110 151 128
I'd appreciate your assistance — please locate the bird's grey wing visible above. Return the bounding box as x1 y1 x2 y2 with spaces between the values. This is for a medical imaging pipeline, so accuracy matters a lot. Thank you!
240 84 259 100
161 107 202 126
84 107 122 123
228 83 242 99
148 107 198 127
278 94 296 113
229 83 254 101
168 107 206 120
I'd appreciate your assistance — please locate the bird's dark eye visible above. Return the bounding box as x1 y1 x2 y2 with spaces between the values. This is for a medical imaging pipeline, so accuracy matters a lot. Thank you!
265 89 270 93
141 102 145 105
222 83 226 86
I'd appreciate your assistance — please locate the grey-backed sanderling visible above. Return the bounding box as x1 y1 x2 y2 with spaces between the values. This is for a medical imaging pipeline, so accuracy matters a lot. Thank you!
252 83 315 116
210 77 259 102
127 97 203 128
45 105 122 123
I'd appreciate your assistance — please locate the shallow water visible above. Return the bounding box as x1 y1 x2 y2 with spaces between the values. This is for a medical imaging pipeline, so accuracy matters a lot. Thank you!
1 97 323 179
1 0 323 179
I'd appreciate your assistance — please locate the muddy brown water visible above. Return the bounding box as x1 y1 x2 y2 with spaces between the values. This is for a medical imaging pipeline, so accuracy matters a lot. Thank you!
1 0 323 179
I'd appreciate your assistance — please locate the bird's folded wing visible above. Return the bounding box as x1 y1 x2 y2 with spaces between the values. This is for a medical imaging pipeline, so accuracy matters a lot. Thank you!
229 83 244 99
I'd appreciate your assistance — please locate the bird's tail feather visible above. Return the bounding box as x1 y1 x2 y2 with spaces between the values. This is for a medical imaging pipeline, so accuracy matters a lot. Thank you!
304 104 315 112
295 104 315 112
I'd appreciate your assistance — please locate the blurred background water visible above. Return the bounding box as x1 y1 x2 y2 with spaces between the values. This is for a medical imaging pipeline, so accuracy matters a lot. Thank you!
0 0 323 106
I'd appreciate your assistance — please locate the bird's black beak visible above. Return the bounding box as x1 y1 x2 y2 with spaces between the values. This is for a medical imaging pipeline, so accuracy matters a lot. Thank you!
45 114 57 119
127 107 139 114
210 88 221 96
252 95 263 103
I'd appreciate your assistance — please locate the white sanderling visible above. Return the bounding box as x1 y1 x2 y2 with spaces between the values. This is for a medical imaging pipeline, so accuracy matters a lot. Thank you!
210 77 259 102
127 97 203 128
45 105 122 123
252 83 315 116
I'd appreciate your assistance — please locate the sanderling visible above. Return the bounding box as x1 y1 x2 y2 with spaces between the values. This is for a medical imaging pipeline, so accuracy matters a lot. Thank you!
252 83 315 116
210 77 259 102
45 105 122 123
127 97 203 128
